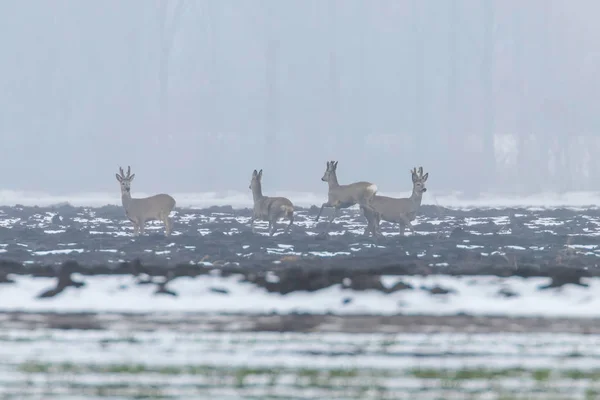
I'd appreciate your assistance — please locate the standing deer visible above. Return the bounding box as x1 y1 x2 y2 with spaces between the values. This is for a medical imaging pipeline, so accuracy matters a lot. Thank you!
362 166 429 237
316 160 379 225
249 169 294 236
115 166 176 236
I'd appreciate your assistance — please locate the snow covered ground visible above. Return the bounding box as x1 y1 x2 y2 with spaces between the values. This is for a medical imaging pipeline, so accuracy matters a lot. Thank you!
0 190 598 399
1 328 599 399
2 273 600 318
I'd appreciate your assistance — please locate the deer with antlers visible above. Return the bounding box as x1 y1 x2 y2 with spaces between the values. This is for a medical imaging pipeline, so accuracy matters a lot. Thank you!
249 169 294 236
362 166 429 237
316 160 379 226
115 166 176 236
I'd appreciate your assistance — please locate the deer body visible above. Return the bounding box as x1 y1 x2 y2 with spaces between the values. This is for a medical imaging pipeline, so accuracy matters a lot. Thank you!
116 166 176 236
363 166 428 237
316 161 379 225
249 169 294 236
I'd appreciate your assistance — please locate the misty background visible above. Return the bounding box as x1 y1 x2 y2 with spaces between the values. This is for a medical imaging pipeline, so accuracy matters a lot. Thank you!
0 0 597 196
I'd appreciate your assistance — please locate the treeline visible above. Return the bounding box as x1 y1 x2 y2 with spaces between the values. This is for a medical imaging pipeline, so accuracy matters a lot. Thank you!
0 0 597 194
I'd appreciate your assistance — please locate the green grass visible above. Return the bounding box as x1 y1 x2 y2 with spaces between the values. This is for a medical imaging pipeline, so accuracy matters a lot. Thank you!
13 362 600 399
19 361 600 383
17 361 373 383
408 367 600 382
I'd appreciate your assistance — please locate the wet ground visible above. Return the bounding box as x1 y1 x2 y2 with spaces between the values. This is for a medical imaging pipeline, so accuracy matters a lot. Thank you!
2 322 600 399
2 202 600 384
2 311 600 334
0 204 598 277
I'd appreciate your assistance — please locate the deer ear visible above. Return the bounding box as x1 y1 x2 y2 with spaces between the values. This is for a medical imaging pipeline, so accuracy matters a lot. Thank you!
333 161 338 169
115 174 122 182
129 174 135 181
258 169 263 178
252 169 257 176
422 172 428 182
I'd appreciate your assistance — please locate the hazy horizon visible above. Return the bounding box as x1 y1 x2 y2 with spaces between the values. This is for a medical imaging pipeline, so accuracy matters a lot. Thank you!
1 0 598 196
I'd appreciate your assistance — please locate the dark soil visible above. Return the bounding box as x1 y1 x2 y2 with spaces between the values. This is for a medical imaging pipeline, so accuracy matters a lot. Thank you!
0 204 599 295
1 311 599 334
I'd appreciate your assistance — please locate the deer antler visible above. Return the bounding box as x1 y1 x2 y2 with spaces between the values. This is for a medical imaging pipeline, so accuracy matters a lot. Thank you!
119 166 125 177
418 166 423 177
127 166 132 178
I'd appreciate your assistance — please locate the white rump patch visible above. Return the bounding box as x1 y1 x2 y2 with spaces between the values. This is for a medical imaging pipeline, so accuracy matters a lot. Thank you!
367 184 378 194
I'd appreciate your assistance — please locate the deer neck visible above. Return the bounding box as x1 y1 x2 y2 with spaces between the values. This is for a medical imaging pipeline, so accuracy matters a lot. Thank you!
327 173 340 189
121 191 133 210
409 187 424 207
251 183 264 202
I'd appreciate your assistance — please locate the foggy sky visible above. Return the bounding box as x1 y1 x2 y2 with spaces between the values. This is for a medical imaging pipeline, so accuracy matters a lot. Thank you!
0 0 598 196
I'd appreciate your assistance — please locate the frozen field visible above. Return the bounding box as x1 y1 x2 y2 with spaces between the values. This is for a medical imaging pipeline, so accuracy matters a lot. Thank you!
0 190 598 399
0 201 598 319
1 274 600 318
1 327 600 399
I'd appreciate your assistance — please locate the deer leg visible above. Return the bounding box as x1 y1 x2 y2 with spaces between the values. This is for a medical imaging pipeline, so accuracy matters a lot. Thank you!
363 206 381 237
400 215 416 235
268 220 275 236
373 220 383 237
286 211 294 233
361 194 380 220
328 207 338 225
398 222 407 237
371 218 383 238
133 223 140 236
139 221 146 236
363 221 374 237
315 202 329 222
163 217 171 236
361 206 374 237
250 216 256 233
360 206 370 236
363 203 380 220
375 214 384 237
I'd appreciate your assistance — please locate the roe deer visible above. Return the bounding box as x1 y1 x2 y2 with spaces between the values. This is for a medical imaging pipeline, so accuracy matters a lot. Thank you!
316 160 379 225
362 166 429 237
249 169 294 236
115 166 176 236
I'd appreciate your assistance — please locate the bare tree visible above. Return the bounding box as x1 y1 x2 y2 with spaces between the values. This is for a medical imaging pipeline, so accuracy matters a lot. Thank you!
412 0 425 158
328 0 340 150
446 0 458 185
157 0 187 137
481 0 496 190
264 1 279 183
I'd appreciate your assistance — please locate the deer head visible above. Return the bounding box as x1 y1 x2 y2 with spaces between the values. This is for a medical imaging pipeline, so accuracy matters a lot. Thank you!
249 169 263 190
321 160 338 182
410 166 429 195
115 166 135 195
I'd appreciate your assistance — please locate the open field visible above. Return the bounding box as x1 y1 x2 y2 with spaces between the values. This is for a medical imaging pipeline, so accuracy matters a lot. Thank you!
1 327 600 399
0 203 599 398
0 204 598 317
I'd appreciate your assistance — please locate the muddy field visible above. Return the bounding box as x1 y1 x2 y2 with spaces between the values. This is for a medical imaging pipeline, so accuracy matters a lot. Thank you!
2 204 600 399
2 311 600 335
0 203 597 283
